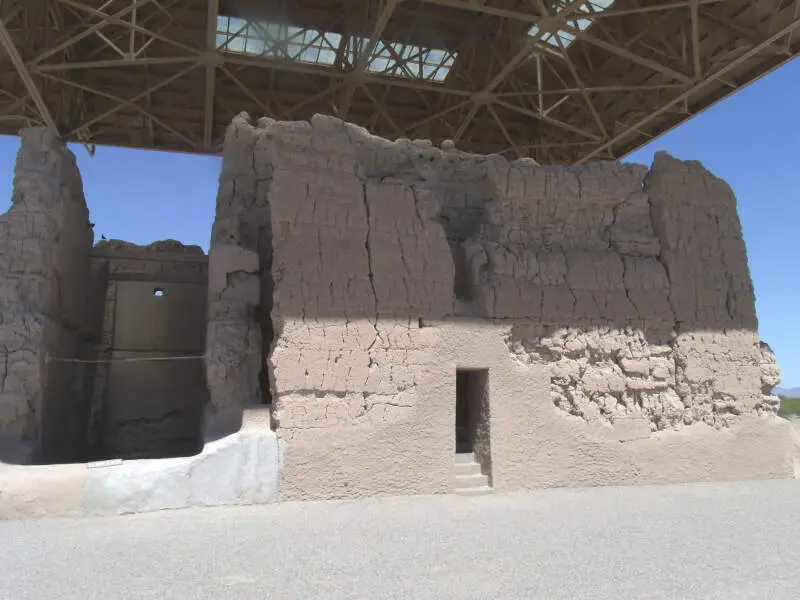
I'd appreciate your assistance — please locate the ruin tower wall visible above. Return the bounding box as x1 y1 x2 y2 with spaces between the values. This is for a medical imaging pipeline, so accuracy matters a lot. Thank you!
89 240 209 460
0 128 94 463
211 113 790 500
204 118 272 437
477 152 780 430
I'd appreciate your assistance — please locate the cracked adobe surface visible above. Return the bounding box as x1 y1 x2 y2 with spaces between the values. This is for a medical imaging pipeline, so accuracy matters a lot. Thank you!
207 113 788 500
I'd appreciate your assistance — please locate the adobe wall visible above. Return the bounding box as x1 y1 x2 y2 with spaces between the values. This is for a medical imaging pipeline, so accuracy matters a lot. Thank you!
211 113 791 500
89 240 208 459
204 124 273 437
474 153 780 429
0 128 94 464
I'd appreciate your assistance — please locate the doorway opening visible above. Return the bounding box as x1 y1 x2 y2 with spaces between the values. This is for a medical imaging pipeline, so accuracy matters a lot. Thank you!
455 368 490 454
455 368 493 493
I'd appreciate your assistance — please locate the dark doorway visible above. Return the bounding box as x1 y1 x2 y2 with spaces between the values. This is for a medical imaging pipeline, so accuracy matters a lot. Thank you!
455 369 490 455
456 370 471 453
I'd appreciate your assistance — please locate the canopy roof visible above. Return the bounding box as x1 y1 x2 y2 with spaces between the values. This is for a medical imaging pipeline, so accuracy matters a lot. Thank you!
0 0 797 163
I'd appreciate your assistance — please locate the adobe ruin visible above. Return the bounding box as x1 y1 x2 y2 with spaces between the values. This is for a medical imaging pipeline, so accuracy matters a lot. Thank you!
0 116 793 514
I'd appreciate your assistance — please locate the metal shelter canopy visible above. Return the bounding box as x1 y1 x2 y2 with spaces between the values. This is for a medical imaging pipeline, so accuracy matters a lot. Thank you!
0 0 798 164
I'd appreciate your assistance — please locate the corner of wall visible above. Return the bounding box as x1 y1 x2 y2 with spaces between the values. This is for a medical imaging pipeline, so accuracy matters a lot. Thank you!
205 114 273 438
0 127 95 463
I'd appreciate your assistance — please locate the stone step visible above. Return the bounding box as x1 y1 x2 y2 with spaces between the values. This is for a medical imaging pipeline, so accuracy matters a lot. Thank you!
455 452 475 464
455 472 489 489
454 485 493 497
455 461 482 477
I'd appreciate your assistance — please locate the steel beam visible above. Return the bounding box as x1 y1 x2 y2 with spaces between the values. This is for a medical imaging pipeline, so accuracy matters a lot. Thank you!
0 0 23 23
417 0 726 25
204 0 220 150
39 64 201 146
690 0 702 79
221 53 472 96
562 25 693 84
577 16 800 163
700 8 793 57
0 0 790 165
38 0 155 65
33 56 199 71
0 17 58 132
340 0 399 118
494 98 601 140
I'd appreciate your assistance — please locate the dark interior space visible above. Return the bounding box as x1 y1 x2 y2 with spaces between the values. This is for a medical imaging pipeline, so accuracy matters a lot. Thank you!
456 368 491 455
456 369 472 453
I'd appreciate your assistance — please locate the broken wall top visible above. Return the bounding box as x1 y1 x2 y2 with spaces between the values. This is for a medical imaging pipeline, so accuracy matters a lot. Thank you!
0 127 94 451
211 114 774 433
218 112 757 332
93 239 206 256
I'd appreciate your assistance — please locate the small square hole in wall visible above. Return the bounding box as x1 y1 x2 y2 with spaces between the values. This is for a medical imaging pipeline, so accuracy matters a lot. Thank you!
153 288 165 297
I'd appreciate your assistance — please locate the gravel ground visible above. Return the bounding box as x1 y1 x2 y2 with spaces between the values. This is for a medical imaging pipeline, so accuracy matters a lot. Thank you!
1 479 799 600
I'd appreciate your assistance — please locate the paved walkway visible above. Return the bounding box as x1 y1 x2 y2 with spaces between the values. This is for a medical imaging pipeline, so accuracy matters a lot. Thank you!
1 479 799 600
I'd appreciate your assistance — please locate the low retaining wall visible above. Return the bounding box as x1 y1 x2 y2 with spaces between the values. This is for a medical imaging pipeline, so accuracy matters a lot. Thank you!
0 426 282 519
1 414 795 520
791 417 800 478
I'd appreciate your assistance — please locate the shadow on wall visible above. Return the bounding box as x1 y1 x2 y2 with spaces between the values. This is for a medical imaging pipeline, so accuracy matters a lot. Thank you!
203 113 780 452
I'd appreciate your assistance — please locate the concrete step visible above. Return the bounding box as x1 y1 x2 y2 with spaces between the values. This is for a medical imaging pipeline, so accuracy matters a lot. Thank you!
455 473 489 489
455 452 475 464
455 485 493 497
455 461 482 477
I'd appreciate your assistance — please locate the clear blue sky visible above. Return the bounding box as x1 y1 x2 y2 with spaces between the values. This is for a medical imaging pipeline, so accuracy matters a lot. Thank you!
1 59 798 387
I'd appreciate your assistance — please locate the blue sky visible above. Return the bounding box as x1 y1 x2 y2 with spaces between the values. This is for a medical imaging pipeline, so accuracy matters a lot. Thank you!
0 58 798 386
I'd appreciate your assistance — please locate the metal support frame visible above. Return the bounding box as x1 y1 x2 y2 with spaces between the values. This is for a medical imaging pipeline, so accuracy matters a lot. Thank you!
0 16 58 132
204 0 220 150
417 0 728 25
0 0 796 163
576 16 800 163
339 0 399 118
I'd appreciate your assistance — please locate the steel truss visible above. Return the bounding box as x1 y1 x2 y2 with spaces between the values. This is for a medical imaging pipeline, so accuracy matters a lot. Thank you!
0 0 798 163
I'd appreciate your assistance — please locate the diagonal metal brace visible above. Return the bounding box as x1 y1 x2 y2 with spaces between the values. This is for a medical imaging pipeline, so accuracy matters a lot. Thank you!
0 17 58 133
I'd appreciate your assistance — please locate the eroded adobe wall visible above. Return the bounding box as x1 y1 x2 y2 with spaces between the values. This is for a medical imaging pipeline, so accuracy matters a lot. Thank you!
213 113 790 500
209 114 459 498
90 240 208 459
472 153 781 431
268 118 461 500
428 321 790 491
0 128 94 463
204 121 273 437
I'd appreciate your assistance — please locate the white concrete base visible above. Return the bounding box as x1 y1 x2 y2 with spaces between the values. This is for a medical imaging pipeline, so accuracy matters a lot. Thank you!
0 429 281 520
790 417 800 478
